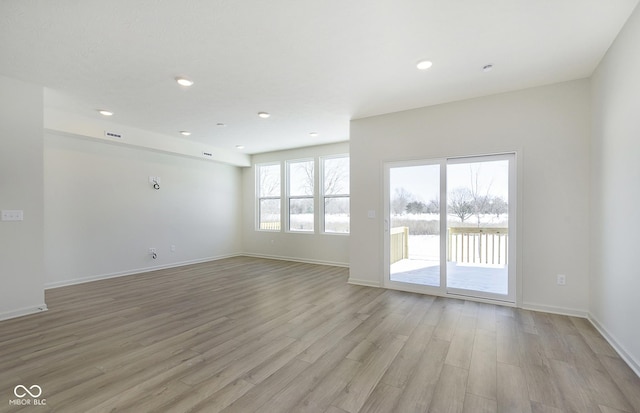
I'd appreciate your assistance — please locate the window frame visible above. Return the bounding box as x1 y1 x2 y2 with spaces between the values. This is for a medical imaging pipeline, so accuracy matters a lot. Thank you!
256 162 282 232
320 154 350 235
286 158 315 233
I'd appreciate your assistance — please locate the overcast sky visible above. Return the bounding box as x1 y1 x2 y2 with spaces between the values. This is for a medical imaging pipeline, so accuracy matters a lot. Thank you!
390 159 509 203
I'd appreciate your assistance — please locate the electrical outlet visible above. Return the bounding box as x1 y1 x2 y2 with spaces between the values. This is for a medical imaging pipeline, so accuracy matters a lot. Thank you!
557 274 566 286
149 248 156 254
170 245 176 252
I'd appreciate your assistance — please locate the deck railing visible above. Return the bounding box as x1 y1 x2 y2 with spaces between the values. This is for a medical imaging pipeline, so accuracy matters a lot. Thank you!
390 226 409 264
390 226 508 266
448 227 508 265
259 222 281 230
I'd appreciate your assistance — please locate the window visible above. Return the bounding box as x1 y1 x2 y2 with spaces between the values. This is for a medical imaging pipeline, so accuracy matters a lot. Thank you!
287 159 314 232
255 155 349 235
322 155 350 233
257 163 281 230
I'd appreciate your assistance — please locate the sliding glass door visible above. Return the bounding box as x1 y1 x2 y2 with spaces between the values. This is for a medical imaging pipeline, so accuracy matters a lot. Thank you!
384 154 516 302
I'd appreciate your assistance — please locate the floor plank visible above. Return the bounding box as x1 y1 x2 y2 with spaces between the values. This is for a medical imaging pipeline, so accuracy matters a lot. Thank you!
0 256 637 413
428 364 469 413
497 362 533 413
467 328 497 401
394 337 450 412
462 393 497 413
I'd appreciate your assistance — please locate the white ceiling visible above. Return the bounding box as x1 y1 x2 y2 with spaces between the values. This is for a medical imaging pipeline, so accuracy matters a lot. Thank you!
0 1 637 154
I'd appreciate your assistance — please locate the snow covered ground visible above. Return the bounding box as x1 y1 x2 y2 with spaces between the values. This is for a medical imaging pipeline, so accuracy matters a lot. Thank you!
391 234 508 295
390 259 508 295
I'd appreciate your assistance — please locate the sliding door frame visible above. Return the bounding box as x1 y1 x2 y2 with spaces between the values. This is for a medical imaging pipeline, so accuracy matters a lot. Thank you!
383 152 518 305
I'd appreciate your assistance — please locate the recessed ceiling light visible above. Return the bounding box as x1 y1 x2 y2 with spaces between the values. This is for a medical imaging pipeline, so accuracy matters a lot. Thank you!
309 132 319 137
176 77 194 87
258 112 270 119
180 131 191 136
416 60 433 70
216 123 226 127
236 145 245 150
98 110 113 116
482 64 494 72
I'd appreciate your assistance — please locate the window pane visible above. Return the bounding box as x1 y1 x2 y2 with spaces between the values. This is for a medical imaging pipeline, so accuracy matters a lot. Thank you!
289 160 314 196
259 164 280 197
446 159 510 295
324 197 349 233
324 157 349 195
289 198 314 231
259 199 280 230
389 164 440 287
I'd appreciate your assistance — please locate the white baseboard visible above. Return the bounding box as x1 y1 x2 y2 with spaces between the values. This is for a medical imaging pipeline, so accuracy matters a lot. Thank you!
241 253 349 268
588 314 640 378
0 304 48 322
45 254 241 289
46 253 346 291
347 278 382 288
521 301 588 318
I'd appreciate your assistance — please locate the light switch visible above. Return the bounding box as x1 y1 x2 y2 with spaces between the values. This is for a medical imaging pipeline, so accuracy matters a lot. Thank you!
1 210 24 221
367 210 376 219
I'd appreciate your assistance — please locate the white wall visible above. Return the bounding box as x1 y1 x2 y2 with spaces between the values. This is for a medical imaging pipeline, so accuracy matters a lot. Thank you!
242 142 350 266
44 131 243 287
590 4 640 373
0 75 46 319
350 80 591 314
45 105 250 167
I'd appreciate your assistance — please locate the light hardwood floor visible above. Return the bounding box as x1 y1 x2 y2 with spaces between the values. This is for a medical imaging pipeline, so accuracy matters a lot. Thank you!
1 257 639 412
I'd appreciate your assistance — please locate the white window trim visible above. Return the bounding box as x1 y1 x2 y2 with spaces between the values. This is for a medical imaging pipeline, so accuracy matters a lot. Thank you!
286 158 315 233
320 154 350 235
256 162 282 232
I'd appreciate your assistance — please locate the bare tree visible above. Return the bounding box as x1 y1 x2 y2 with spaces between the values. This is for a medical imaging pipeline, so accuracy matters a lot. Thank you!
323 157 349 213
297 158 351 196
488 196 508 217
406 201 427 214
259 165 280 197
258 165 281 216
323 160 347 195
468 165 494 227
391 187 413 215
295 158 350 214
448 187 474 223
292 161 314 195
426 197 440 214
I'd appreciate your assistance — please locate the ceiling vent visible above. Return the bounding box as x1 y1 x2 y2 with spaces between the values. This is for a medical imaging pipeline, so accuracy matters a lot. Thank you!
104 131 123 139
